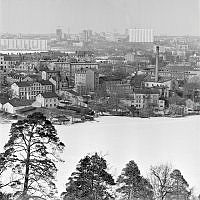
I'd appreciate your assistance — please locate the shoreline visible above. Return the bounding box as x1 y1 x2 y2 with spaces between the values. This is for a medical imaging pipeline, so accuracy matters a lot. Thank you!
0 113 199 125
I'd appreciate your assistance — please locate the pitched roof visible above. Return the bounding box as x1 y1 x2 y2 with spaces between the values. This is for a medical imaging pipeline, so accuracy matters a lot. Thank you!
37 80 53 85
8 98 33 107
133 88 160 94
0 97 9 104
43 70 60 73
67 90 79 96
14 81 33 87
25 74 41 79
14 80 53 87
40 92 59 98
161 64 194 72
130 74 147 87
16 106 36 113
99 76 122 82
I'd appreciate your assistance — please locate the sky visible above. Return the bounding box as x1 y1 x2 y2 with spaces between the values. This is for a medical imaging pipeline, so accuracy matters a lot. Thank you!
0 0 199 36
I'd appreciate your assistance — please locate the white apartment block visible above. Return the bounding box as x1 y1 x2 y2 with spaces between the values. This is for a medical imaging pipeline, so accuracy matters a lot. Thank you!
0 38 48 51
129 28 154 43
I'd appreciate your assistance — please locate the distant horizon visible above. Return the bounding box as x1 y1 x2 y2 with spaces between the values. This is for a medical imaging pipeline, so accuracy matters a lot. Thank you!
1 30 200 38
0 0 199 36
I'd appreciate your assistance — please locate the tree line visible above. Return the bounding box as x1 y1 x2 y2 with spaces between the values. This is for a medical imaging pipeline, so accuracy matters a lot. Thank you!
0 112 198 200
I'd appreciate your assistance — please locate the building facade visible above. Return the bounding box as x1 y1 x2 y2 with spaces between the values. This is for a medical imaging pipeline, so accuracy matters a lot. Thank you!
36 92 59 108
11 80 54 100
132 88 160 109
129 28 154 43
0 38 48 51
0 54 18 71
75 68 99 93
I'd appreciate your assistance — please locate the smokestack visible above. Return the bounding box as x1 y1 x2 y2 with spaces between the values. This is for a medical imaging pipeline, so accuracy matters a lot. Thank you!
155 46 159 82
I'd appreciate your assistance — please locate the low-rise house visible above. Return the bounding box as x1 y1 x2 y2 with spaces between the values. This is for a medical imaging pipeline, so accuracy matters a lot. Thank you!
0 97 9 110
35 92 59 108
158 98 165 110
0 71 7 87
59 89 86 107
7 73 25 84
49 77 58 90
22 74 41 82
70 62 99 77
107 83 133 97
159 64 197 80
42 70 61 81
99 76 123 92
0 54 18 71
125 52 135 63
49 75 69 91
11 80 54 100
132 88 160 109
107 56 125 65
3 98 33 114
47 61 70 72
168 104 187 116
14 61 36 72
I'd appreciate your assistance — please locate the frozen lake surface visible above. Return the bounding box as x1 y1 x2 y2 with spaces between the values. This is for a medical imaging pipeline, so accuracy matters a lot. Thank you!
0 116 200 195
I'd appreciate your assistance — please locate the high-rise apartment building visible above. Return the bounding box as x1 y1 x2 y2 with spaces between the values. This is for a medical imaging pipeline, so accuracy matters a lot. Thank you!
82 30 93 42
56 28 62 41
0 38 48 51
129 28 154 43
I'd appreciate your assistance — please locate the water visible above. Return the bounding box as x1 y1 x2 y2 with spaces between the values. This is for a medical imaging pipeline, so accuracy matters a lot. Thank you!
0 116 200 195
0 50 48 55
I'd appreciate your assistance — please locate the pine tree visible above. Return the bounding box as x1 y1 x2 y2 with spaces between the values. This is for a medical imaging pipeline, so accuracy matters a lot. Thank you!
2 112 65 200
116 160 153 200
170 169 191 200
63 153 115 200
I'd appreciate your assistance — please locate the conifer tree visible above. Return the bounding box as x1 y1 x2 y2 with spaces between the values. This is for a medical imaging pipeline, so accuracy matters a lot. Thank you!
63 153 115 200
116 160 153 200
170 169 191 200
3 112 65 200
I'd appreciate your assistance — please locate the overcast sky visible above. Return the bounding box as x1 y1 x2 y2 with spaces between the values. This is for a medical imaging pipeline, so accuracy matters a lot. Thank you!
0 0 199 36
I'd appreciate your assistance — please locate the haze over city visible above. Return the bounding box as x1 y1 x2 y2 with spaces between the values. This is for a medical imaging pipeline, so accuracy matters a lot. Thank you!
0 0 199 36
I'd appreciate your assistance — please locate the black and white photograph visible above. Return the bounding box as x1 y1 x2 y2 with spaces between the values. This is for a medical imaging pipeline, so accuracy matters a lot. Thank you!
0 0 200 199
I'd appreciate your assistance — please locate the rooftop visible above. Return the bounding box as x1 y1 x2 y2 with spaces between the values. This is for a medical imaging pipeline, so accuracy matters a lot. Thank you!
133 88 160 95
40 92 59 98
8 98 33 107
67 89 79 96
14 80 53 87
99 76 122 82
0 97 9 104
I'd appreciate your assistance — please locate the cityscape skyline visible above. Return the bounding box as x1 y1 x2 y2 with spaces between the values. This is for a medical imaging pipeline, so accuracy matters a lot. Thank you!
0 0 199 36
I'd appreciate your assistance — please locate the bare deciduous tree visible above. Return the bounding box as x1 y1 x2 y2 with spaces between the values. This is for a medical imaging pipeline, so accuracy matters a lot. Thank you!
149 164 173 200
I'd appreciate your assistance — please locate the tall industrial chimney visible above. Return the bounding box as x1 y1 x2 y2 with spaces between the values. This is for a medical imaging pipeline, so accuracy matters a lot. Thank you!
155 46 159 82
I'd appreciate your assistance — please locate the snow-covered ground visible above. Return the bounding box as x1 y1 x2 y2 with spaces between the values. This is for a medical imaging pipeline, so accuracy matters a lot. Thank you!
0 116 200 195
